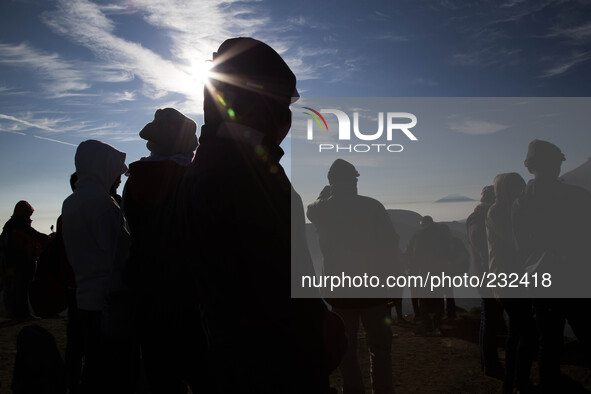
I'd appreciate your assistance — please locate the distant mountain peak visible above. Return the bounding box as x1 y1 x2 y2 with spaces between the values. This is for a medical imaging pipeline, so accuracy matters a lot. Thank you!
434 194 476 203
560 157 591 193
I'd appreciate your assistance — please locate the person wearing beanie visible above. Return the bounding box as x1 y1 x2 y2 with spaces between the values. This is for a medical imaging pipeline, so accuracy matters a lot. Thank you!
513 139 591 392
179 38 337 393
307 158 401 394
1 201 49 319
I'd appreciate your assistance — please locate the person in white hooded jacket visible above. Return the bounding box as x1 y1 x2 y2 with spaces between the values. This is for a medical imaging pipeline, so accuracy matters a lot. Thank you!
61 139 130 394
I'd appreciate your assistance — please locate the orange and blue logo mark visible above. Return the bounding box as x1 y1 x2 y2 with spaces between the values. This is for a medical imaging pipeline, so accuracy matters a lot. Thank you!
303 107 328 131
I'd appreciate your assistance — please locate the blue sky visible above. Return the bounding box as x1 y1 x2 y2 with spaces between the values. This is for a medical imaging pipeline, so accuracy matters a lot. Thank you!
1 0 591 232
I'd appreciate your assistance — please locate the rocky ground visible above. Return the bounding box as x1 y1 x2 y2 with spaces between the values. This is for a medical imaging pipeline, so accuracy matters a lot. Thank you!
1 308 590 393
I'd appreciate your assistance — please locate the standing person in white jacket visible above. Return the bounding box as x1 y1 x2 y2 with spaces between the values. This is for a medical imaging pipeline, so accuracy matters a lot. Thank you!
61 139 130 394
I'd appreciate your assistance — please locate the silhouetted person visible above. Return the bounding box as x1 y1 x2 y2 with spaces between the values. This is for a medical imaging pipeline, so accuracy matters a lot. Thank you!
292 186 348 393
1 201 49 320
50 173 86 394
407 215 450 335
122 108 206 393
63 172 83 394
487 173 537 394
467 185 505 379
61 140 130 394
179 37 334 393
443 230 468 320
307 159 400 394
513 140 591 392
11 324 66 394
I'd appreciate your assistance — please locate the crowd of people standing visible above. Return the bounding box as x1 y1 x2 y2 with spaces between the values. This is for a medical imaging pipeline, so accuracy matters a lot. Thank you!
1 36 590 394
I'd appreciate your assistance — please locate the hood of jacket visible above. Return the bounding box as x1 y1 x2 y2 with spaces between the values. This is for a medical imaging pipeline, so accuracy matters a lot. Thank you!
493 172 525 204
75 140 127 193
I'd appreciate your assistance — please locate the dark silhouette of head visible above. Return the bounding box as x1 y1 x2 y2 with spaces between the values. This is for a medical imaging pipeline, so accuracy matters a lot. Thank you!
524 139 565 180
420 215 434 228
327 159 359 195
12 324 66 393
480 185 495 205
204 37 297 145
139 108 198 156
493 172 525 204
13 201 34 221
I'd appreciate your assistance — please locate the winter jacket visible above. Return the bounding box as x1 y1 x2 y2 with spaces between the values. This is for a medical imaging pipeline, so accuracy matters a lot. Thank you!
180 123 291 346
306 184 401 306
61 140 128 311
513 177 591 295
122 159 187 295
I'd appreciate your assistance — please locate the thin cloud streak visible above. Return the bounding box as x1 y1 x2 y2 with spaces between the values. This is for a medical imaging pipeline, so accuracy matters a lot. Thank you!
33 135 77 147
540 51 590 78
0 114 60 132
448 119 509 135
0 129 27 136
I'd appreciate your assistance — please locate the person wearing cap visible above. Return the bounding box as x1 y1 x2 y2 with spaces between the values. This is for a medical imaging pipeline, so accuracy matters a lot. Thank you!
513 139 591 392
467 185 505 379
307 158 400 394
61 139 130 393
1 201 49 319
121 108 208 392
179 38 335 393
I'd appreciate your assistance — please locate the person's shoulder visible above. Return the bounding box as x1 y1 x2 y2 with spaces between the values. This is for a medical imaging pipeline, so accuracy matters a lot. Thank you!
486 202 502 222
357 194 386 210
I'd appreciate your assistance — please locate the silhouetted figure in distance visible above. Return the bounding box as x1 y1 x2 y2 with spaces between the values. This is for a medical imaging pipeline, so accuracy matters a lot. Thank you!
407 215 450 336
307 158 400 394
1 201 49 320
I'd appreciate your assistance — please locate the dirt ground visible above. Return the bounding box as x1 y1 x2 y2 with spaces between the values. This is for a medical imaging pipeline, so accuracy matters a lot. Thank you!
1 309 590 393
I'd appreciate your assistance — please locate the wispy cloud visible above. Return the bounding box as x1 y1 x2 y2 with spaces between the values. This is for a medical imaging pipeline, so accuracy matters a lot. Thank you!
105 91 136 103
39 0 324 112
448 119 509 135
413 78 438 87
370 33 409 42
548 22 591 44
451 47 522 67
0 129 27 136
287 16 326 30
0 113 61 132
540 51 590 78
0 42 135 98
33 135 77 147
0 42 90 96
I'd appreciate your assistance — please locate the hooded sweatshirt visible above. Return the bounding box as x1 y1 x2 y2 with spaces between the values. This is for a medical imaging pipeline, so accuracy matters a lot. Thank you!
61 140 128 311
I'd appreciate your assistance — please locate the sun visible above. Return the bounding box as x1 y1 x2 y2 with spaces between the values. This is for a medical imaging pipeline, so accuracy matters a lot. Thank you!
187 58 213 85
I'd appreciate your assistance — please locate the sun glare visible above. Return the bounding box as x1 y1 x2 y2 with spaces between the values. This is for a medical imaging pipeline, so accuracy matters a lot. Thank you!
188 59 213 85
